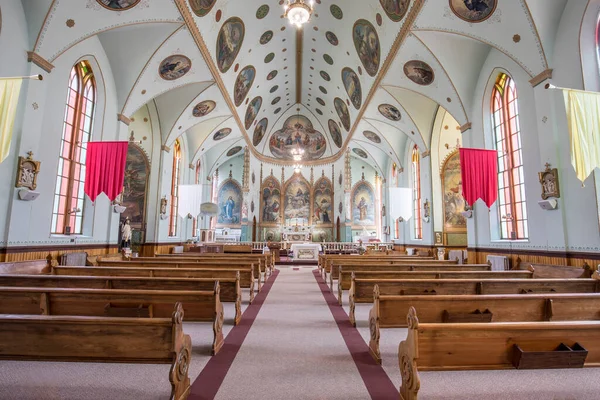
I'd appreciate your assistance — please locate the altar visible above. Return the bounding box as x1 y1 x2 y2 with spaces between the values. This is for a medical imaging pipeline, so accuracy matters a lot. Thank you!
289 243 322 261
283 232 311 242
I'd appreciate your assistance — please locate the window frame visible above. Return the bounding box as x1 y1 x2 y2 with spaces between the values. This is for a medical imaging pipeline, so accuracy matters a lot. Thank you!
412 145 422 240
169 140 181 237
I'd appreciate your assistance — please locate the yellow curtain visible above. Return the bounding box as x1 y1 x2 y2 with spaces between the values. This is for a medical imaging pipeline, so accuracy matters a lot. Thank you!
0 78 23 163
562 88 600 183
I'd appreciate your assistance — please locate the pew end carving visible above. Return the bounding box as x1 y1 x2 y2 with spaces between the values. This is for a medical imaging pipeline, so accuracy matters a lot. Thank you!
398 307 420 400
368 284 382 364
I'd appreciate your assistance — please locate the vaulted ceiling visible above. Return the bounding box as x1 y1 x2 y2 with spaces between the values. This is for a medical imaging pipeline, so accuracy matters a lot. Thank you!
22 0 567 171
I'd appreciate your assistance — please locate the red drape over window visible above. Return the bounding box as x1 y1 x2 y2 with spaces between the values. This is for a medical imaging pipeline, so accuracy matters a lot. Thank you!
459 148 498 208
84 141 128 202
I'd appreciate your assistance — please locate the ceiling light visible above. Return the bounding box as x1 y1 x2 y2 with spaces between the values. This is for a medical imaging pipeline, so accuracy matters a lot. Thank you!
284 0 314 28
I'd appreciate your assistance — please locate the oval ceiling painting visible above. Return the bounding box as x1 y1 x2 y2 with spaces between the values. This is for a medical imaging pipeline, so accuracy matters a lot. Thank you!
404 60 434 86
227 146 243 157
328 119 343 148
334 97 351 132
216 17 245 73
265 52 275 63
270 115 327 161
379 0 410 22
363 130 381 144
353 148 368 159
245 96 262 129
326 31 339 46
316 97 326 106
159 55 192 81
449 0 497 23
188 0 216 17
97 0 140 11
260 30 273 45
256 4 270 19
192 100 216 117
234 66 256 107
267 70 278 80
213 127 232 141
323 54 334 65
379 103 402 121
253 117 269 146
271 96 281 105
353 19 380 77
274 107 282 114
270 85 279 93
330 4 343 19
342 67 362 110
320 71 331 81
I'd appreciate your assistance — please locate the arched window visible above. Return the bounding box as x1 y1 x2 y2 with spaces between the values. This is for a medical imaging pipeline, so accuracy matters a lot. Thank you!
412 145 422 239
169 140 181 237
192 159 201 236
491 73 528 239
51 61 96 235
596 13 600 71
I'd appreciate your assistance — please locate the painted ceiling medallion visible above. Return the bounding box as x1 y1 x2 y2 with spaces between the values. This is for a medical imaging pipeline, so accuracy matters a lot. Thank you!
213 128 232 141
320 71 331 81
270 85 279 93
325 31 339 46
256 4 270 19
330 4 343 19
342 67 362 109
267 70 278 80
265 53 275 63
449 0 497 23
319 86 328 94
379 0 410 22
334 98 351 131
363 130 381 143
379 104 402 121
227 146 243 157
272 97 281 105
192 100 216 117
316 109 323 115
253 118 269 146
274 107 282 114
245 97 263 129
216 17 245 73
328 119 343 148
352 148 368 158
404 60 434 86
158 55 192 81
96 0 140 11
269 115 327 160
353 19 380 77
260 30 274 45
316 97 326 106
234 66 256 107
323 54 334 65
189 0 216 17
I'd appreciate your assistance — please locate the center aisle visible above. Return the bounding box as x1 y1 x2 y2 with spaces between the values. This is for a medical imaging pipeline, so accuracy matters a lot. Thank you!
212 266 372 400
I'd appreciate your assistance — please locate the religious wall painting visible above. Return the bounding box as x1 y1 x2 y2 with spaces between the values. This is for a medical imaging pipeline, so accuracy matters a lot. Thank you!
363 130 381 143
15 153 40 191
269 115 327 161
121 144 149 230
264 52 275 63
330 4 343 19
313 177 333 225
253 118 268 146
352 148 368 159
334 98 351 131
379 0 410 22
213 127 232 141
284 175 311 225
260 30 273 45
353 19 380 77
317 97 326 106
216 17 245 73
378 103 401 121
192 100 216 117
261 176 281 224
267 70 278 81
352 181 375 227
449 0 497 23
442 151 467 231
323 54 334 65
342 67 362 110
404 60 435 86
320 71 331 81
217 179 243 226
244 96 262 129
97 0 140 11
189 0 216 17
272 97 281 105
227 146 242 157
326 31 339 46
234 66 256 107
159 55 192 81
256 4 270 19
328 119 343 148
539 164 560 200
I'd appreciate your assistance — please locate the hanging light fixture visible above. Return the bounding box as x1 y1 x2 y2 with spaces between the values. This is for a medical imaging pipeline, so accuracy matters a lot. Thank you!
283 0 314 28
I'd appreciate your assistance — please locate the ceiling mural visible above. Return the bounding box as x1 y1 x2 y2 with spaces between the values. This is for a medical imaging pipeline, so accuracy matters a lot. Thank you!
328 120 343 149
334 98 351 132
159 55 192 81
244 96 262 129
213 128 232 141
192 100 216 117
449 0 497 23
352 148 368 159
227 146 243 157
404 60 435 86
216 17 245 73
97 0 141 11
363 130 381 144
342 67 362 110
269 115 327 161
189 0 216 17
353 19 380 77
379 104 402 121
233 66 255 107
379 0 410 22
253 118 268 146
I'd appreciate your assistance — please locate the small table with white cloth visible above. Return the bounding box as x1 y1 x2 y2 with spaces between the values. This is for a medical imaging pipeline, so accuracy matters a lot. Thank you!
289 243 322 261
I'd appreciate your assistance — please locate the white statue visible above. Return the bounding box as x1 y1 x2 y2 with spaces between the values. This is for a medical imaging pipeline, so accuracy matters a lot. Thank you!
121 218 132 248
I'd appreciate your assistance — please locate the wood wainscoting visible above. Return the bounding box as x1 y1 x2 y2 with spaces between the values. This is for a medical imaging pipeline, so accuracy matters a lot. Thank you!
0 244 119 262
139 242 185 257
467 247 600 269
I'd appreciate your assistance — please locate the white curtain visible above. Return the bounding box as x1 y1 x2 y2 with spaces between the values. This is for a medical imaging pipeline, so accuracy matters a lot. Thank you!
177 185 203 218
0 78 23 163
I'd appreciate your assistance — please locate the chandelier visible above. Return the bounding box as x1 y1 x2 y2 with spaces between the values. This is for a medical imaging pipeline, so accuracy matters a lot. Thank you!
291 146 304 172
283 0 314 28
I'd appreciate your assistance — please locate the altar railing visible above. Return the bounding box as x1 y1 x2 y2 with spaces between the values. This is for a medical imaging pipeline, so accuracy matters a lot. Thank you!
237 242 394 252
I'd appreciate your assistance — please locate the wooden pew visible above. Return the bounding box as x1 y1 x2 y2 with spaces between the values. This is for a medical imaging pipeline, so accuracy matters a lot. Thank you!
336 267 535 306
0 255 56 275
52 265 256 303
398 307 600 400
321 255 439 278
369 288 600 363
0 273 242 325
149 255 272 279
0 284 224 355
516 260 594 278
158 252 274 274
98 258 265 290
0 303 191 400
348 275 600 326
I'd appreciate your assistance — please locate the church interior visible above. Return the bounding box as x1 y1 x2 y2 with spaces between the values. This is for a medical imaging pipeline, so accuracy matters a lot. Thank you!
2 0 600 399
